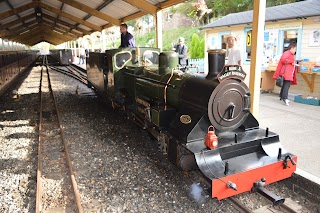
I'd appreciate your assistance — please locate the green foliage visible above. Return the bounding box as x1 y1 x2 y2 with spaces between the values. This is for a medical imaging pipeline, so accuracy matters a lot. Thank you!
189 33 205 59
135 31 156 47
108 1 297 55
199 38 205 58
175 0 297 24
190 34 200 58
163 27 204 53
126 20 136 28
266 0 297 7
133 27 204 59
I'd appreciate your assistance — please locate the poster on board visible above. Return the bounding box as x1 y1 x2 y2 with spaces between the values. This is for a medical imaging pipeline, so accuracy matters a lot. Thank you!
309 30 320 47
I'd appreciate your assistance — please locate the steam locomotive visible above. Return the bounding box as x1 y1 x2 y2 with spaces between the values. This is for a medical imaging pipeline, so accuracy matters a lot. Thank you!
86 47 297 202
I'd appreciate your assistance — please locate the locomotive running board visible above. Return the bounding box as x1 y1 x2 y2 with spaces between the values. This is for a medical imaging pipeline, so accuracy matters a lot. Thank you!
195 149 297 200
213 156 296 200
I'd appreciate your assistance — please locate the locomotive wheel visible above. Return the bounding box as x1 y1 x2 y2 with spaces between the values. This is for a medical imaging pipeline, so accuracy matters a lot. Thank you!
208 79 250 131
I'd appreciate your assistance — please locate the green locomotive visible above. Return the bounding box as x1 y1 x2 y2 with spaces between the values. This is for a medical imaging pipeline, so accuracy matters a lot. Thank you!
86 47 297 202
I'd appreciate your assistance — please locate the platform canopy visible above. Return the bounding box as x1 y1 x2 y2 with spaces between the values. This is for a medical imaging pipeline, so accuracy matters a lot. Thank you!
0 0 186 46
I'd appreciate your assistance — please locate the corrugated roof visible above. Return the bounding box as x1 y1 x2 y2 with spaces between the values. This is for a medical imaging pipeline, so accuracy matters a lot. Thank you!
201 0 320 30
0 0 186 46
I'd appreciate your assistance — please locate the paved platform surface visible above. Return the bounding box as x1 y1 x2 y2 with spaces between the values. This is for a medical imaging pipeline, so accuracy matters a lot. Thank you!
72 57 86 70
259 92 320 185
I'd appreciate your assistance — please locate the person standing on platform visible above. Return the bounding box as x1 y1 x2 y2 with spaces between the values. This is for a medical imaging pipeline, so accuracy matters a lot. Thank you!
79 46 85 64
119 23 136 48
85 48 89 59
226 34 241 66
273 43 298 106
173 37 188 66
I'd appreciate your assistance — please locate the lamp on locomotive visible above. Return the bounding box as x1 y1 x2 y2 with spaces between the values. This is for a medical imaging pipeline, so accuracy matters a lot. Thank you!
205 126 218 149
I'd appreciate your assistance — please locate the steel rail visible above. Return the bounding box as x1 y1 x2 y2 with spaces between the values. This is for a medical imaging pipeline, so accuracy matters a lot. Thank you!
48 65 87 85
227 197 253 213
36 55 84 213
65 65 87 83
46 63 84 213
35 65 44 213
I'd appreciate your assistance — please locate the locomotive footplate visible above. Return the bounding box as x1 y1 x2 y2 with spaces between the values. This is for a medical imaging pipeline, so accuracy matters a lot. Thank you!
194 129 297 200
208 152 296 200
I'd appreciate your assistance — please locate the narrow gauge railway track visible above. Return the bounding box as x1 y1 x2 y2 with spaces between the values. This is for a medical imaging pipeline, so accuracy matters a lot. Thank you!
228 196 303 213
36 55 83 212
34 54 87 85
70 63 86 74
48 65 87 85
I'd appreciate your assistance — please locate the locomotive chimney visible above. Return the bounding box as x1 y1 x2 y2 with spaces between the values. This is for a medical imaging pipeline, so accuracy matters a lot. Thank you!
206 49 226 79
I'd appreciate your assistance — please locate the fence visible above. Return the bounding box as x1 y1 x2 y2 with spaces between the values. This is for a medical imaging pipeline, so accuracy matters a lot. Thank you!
188 58 205 73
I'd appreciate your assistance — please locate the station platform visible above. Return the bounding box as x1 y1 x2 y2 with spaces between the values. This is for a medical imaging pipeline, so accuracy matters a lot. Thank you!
72 57 86 70
259 92 320 186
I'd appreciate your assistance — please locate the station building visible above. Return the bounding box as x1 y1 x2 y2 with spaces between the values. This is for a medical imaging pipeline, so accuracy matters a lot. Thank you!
201 0 320 99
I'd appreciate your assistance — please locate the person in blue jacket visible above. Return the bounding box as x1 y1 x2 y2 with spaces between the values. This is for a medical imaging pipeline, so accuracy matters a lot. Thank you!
119 23 136 48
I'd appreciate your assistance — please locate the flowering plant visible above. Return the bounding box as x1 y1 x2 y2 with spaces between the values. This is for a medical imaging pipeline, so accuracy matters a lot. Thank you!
192 0 212 18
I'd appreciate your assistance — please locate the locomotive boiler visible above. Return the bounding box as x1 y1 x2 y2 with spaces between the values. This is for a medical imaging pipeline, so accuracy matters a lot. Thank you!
86 47 297 202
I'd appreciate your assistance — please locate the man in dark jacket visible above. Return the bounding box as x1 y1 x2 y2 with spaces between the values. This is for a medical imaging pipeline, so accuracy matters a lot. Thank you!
173 37 188 66
119 23 136 48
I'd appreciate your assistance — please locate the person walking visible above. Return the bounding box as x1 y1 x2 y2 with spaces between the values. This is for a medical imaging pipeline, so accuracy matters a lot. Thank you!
273 43 298 106
226 34 241 65
119 23 136 48
173 37 188 66
79 46 85 64
85 48 89 58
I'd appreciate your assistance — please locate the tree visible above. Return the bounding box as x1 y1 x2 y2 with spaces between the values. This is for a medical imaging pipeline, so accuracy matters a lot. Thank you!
190 33 204 59
199 38 205 58
177 0 297 25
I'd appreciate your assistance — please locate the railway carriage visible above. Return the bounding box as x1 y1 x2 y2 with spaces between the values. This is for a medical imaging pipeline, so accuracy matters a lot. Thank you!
0 50 38 95
49 49 72 65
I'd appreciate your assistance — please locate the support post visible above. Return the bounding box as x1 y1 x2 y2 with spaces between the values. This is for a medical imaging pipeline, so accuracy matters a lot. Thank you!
156 10 163 51
249 0 266 118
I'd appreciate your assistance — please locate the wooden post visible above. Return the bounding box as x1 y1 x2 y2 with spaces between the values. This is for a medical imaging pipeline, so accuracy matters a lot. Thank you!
249 0 266 118
156 10 163 51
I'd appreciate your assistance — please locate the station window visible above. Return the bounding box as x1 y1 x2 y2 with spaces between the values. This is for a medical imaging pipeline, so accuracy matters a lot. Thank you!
221 35 228 61
218 31 232 61
221 35 227 50
221 34 237 60
243 27 252 63
245 30 252 61
283 30 298 52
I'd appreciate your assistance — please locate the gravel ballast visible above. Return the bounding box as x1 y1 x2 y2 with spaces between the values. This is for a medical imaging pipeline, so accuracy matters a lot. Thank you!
1 65 320 212
0 67 236 212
